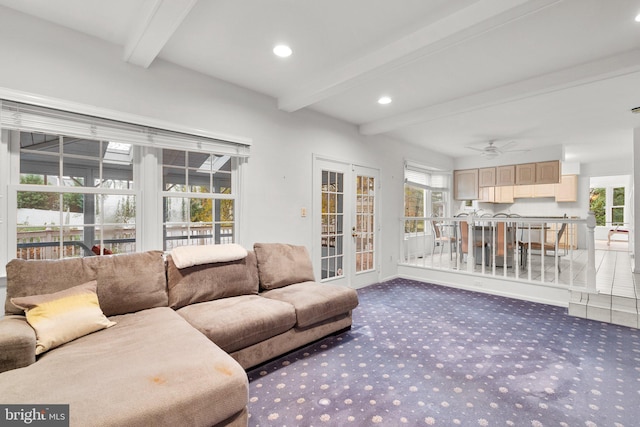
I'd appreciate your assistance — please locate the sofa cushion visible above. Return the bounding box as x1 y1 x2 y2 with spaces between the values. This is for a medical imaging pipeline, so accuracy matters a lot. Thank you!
0 316 37 373
254 243 315 290
5 251 168 317
11 280 116 355
166 251 259 310
0 307 248 427
177 295 296 353
261 281 359 328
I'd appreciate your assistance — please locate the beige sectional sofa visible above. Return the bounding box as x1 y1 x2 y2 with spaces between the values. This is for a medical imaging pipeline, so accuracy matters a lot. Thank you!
0 243 359 427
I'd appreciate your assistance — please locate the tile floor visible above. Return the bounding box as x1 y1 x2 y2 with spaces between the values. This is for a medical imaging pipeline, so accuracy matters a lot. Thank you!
592 240 638 298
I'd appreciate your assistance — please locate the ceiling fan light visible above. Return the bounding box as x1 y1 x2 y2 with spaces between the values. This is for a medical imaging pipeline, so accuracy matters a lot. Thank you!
481 150 499 159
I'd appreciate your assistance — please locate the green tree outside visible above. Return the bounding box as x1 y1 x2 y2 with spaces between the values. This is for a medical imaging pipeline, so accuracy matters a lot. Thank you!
589 187 606 226
18 174 84 213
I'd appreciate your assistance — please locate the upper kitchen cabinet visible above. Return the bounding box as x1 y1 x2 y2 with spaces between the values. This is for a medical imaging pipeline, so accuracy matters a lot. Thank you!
480 186 514 203
515 161 560 185
495 165 515 186
478 167 496 187
536 161 561 184
515 163 536 185
454 169 479 200
555 175 578 202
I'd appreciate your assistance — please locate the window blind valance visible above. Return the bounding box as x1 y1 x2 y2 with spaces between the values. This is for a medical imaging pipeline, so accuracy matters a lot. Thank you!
404 161 450 191
0 100 250 157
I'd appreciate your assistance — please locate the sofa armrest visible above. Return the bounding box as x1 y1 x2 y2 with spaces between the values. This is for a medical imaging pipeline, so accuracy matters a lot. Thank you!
0 315 36 373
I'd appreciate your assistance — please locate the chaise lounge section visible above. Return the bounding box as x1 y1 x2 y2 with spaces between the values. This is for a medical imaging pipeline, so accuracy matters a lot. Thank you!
0 243 358 427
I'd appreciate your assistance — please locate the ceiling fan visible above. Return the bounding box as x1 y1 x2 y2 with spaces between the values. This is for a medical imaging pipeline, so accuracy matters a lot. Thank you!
466 141 528 159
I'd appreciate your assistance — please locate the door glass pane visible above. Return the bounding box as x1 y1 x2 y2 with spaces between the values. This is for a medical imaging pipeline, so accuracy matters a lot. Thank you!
355 174 375 273
321 170 344 280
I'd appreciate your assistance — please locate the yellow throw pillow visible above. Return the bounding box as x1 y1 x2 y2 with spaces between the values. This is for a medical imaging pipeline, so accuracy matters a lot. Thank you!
11 280 116 355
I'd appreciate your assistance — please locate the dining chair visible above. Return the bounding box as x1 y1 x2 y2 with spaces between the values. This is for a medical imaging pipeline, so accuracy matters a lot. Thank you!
458 220 486 264
431 220 456 259
519 221 567 271
491 221 514 267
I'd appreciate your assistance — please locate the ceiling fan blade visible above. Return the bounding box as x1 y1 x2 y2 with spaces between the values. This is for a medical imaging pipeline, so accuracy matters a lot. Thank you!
465 146 486 152
498 141 517 150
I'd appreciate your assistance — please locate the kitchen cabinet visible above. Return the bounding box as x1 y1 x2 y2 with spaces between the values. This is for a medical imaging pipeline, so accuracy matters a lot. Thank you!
536 161 560 184
535 184 555 197
513 184 533 198
513 184 554 198
515 163 536 185
495 186 514 203
555 175 578 202
496 165 515 186
479 167 496 187
455 161 563 201
479 186 514 203
479 186 492 202
454 169 479 200
515 161 560 185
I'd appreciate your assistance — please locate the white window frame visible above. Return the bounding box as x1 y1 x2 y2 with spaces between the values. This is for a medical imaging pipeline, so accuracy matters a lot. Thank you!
404 162 452 235
13 133 139 256
160 149 240 250
0 95 250 275
610 186 626 227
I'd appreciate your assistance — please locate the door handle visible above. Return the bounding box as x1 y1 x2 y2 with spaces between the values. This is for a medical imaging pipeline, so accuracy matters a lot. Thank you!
351 226 358 238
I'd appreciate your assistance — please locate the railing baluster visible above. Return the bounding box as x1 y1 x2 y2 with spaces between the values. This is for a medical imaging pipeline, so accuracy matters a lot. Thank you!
396 215 593 291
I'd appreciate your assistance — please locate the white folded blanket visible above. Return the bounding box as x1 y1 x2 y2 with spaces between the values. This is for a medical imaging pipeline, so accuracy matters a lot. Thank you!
170 244 248 269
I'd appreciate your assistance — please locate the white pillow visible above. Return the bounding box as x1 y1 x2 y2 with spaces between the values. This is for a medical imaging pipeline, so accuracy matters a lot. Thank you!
170 244 248 269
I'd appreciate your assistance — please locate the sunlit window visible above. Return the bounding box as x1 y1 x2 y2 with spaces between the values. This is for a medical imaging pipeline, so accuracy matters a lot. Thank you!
17 132 135 259
404 165 450 234
162 149 236 250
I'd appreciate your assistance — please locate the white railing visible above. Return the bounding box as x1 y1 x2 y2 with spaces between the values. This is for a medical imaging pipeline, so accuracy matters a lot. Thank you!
400 213 596 289
163 225 233 250
16 224 234 260
16 227 135 259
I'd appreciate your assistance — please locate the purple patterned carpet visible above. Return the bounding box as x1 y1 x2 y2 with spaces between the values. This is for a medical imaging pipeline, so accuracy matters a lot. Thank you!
247 278 639 426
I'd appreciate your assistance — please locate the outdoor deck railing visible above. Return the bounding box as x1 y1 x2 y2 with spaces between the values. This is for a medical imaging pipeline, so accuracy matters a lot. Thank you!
16 224 233 260
400 213 596 290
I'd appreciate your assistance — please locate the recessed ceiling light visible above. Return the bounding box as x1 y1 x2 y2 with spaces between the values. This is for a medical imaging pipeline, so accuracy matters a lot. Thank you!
378 96 392 105
273 45 292 58
635 13 640 22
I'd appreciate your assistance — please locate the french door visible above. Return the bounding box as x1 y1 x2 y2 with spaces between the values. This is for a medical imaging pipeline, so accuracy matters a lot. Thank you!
313 157 379 288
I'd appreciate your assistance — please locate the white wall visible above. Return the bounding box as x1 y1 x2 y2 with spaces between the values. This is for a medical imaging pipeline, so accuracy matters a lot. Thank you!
0 7 453 301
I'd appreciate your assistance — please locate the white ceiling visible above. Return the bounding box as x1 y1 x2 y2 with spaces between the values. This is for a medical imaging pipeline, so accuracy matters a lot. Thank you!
1 0 640 164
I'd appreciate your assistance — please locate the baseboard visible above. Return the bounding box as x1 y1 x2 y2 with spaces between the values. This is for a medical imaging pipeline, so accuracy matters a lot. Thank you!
397 265 569 307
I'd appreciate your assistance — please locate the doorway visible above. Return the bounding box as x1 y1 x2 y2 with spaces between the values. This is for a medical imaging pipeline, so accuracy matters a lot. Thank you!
313 157 380 288
589 175 631 252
